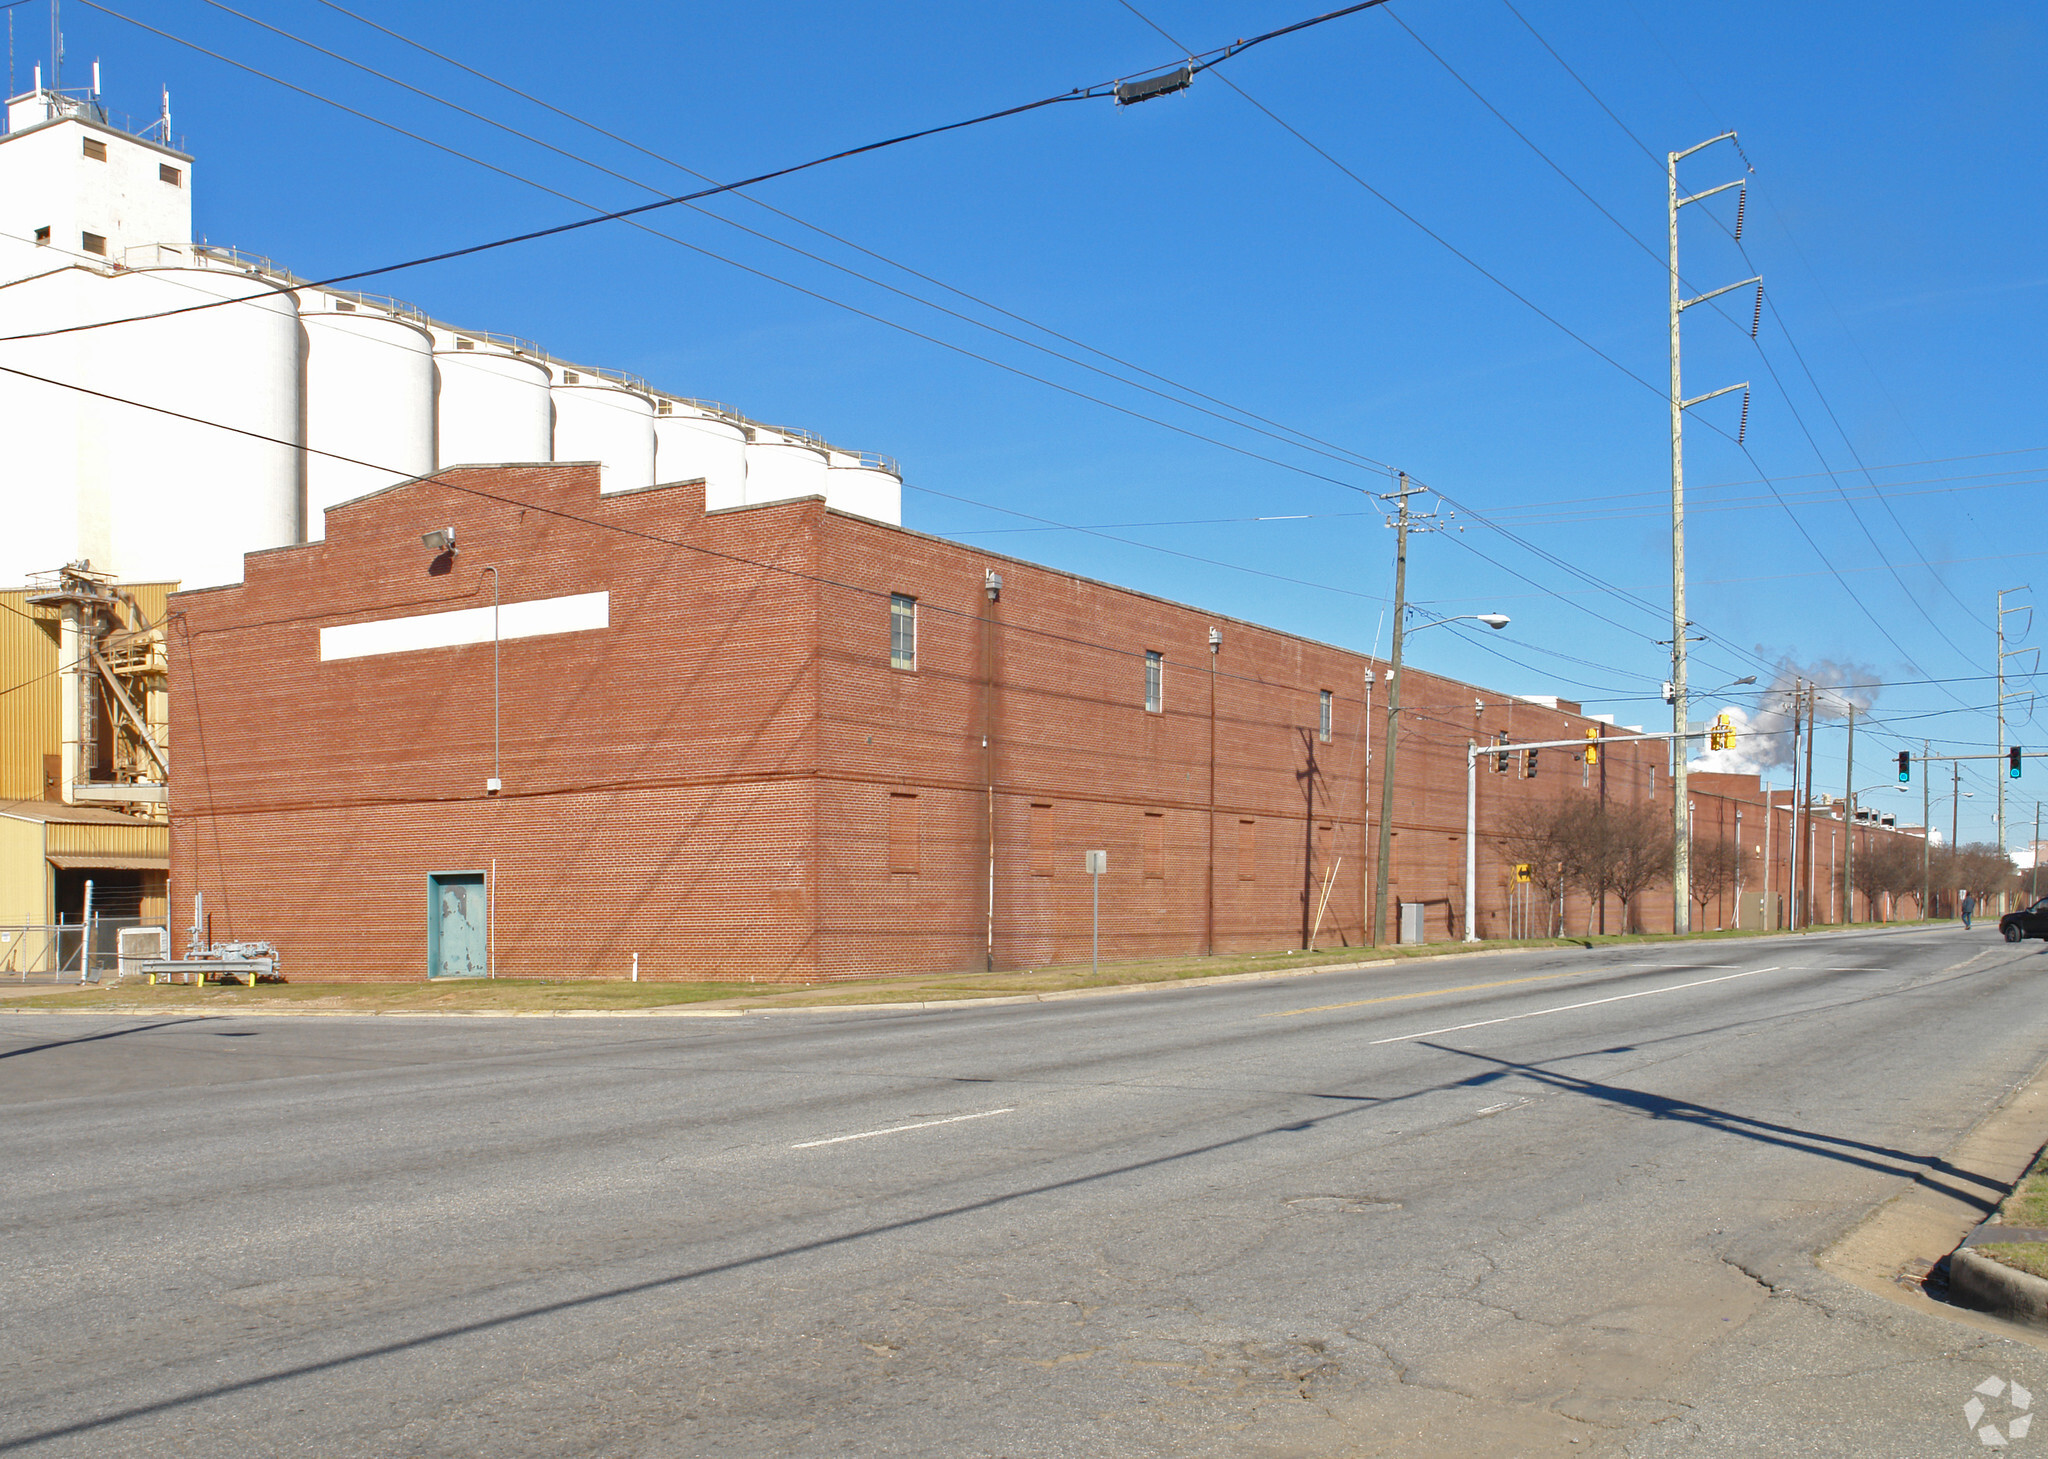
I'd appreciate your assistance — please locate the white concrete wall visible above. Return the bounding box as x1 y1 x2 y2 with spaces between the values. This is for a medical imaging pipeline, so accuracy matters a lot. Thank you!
0 113 191 286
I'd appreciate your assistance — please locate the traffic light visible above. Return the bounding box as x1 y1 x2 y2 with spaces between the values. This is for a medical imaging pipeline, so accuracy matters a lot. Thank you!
1718 713 1736 750
1492 734 1510 774
1584 728 1599 766
2012 746 2025 778
1527 748 1540 778
1897 750 1911 783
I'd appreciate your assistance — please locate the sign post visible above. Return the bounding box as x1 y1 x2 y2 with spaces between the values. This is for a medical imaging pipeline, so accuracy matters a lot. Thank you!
1085 850 1107 975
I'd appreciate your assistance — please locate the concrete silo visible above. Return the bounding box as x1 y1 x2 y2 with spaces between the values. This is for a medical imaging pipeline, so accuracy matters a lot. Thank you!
825 449 903 525
652 398 748 509
744 425 829 507
302 292 435 538
552 367 655 494
83 246 302 589
432 331 553 470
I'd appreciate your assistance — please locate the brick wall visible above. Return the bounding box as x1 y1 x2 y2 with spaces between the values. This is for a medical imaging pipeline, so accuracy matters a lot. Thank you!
169 463 1916 982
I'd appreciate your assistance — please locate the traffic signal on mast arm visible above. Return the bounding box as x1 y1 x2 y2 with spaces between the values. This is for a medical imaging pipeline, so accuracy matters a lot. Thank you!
1527 748 1540 778
1584 728 1599 765
1707 712 1736 751
2012 746 2025 778
1897 750 1911 783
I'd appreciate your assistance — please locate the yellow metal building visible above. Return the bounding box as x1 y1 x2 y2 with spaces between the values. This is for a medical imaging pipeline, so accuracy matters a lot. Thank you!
1 581 173 930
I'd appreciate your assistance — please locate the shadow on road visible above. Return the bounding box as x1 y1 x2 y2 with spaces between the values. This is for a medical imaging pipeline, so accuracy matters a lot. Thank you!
1420 1041 2010 1212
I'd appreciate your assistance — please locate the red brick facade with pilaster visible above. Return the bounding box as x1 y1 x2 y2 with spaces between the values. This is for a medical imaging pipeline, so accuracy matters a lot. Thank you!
165 464 1922 981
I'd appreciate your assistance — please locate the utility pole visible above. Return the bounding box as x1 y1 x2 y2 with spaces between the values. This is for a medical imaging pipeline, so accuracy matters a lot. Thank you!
1997 587 2033 914
1787 682 1802 928
1922 737 1931 919
1842 701 1855 924
1372 473 1423 948
1667 132 1759 935
1952 760 1962 875
1802 685 1818 928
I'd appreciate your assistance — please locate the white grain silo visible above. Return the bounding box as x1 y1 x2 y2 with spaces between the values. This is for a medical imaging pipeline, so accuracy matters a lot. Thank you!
552 367 655 494
433 331 553 469
0 262 105 586
85 246 302 588
652 397 748 509
744 425 829 507
302 292 435 538
825 449 903 525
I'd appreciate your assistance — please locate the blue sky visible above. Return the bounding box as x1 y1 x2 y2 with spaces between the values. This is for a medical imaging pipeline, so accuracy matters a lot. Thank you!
35 0 2047 847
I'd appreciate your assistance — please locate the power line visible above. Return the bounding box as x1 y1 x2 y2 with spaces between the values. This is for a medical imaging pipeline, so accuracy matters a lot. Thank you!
189 0 1395 483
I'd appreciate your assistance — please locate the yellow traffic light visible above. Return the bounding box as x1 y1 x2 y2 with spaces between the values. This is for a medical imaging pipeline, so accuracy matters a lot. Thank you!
1583 728 1599 765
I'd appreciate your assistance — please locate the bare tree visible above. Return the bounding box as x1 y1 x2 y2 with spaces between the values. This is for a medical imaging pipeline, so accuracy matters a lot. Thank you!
1853 836 1920 921
1496 801 1579 936
1601 800 1677 932
1689 836 1742 928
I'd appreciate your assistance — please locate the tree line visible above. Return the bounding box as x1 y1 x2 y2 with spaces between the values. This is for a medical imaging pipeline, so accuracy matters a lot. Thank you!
1495 798 2027 935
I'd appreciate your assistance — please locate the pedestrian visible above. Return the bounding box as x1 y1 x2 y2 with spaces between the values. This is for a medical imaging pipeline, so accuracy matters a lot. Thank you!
1962 891 1976 930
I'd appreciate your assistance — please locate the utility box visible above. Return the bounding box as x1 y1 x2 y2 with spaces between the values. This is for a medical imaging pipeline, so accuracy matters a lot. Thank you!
116 926 168 980
1399 902 1427 946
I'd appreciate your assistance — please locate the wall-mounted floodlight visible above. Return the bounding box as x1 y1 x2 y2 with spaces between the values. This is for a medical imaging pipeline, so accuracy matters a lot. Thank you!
421 528 456 554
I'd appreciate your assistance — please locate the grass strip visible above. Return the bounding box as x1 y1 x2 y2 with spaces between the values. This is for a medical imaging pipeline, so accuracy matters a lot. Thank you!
0 918 1948 1016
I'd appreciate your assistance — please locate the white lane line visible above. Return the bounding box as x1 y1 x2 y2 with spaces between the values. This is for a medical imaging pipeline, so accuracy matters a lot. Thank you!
791 1107 1015 1149
1369 967 1781 1046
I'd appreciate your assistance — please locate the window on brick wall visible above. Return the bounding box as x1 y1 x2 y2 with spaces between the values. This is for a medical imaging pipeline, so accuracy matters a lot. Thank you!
1238 818 1257 881
1030 802 1054 877
1144 650 1163 713
1144 813 1165 879
890 593 916 670
888 792 919 874
1319 689 1333 743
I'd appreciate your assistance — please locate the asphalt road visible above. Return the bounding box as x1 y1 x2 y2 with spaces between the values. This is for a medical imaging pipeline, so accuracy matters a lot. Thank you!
5 926 2048 1457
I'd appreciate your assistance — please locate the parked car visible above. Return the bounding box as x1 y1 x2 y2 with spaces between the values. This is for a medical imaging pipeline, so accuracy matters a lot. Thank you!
2000 898 2048 942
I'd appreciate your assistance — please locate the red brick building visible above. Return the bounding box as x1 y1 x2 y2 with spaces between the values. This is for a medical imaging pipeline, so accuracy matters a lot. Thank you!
165 463 1922 981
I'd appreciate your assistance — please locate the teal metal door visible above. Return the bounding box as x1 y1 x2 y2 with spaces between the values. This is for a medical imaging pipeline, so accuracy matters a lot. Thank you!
428 873 487 978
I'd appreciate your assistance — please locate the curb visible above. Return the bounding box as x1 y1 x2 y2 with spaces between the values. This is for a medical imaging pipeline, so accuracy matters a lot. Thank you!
0 919 1960 1020
1951 1199 2048 1331
1950 1245 2048 1331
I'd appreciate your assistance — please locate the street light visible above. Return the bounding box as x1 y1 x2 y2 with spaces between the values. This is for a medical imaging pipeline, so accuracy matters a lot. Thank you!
1373 610 1511 947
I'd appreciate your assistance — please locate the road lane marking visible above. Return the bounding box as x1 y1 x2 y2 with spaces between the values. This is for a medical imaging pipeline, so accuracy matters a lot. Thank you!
792 1107 1015 1149
1265 971 1585 1017
1368 966 1782 1045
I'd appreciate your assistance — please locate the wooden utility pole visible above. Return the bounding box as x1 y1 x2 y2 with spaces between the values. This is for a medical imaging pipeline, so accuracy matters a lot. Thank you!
1843 702 1856 923
1803 686 1818 927
1371 474 1420 947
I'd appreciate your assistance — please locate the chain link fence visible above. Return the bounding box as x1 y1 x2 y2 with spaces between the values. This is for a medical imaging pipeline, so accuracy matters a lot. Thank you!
1 919 162 983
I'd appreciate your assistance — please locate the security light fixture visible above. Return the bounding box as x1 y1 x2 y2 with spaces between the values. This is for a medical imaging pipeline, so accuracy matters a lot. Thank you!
421 528 456 554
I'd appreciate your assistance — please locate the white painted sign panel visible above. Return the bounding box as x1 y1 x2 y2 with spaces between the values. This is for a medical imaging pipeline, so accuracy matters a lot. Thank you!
320 590 610 662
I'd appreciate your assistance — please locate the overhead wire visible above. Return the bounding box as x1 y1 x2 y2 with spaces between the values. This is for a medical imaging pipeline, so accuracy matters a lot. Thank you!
304 0 1400 477
190 0 1398 482
1494 2 1995 644
1371 3 1987 686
